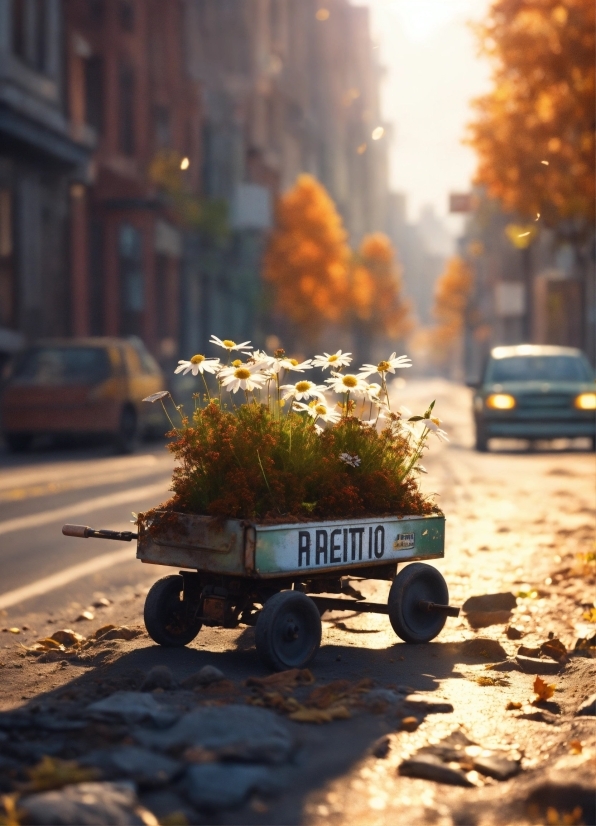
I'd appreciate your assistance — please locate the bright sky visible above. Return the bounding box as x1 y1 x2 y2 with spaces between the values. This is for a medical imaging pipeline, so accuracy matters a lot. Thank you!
354 0 493 230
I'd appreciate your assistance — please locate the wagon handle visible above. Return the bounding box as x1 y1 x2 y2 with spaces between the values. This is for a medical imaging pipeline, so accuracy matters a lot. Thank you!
62 524 138 542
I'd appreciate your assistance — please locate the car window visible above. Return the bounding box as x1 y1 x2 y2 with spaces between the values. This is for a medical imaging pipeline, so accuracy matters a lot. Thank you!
486 355 593 383
11 347 111 386
127 337 161 376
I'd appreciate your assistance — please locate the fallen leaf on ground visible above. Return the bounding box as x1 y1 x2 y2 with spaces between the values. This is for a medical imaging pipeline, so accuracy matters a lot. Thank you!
8 628 19 634
401 716 420 731
49 629 85 647
545 805 584 825
568 740 582 754
96 626 141 641
34 638 63 650
506 701 522 710
532 675 556 704
26 756 99 791
245 668 314 690
476 676 510 687
289 703 351 723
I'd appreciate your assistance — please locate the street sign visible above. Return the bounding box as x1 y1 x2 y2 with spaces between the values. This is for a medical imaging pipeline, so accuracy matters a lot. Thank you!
449 193 473 213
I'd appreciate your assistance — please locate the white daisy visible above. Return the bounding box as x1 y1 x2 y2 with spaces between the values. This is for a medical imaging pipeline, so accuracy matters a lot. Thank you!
294 400 340 424
362 382 383 403
312 350 352 370
419 417 449 442
278 357 313 372
325 372 369 396
280 380 327 402
219 366 266 393
174 354 221 376
210 335 252 352
339 452 361 467
359 353 412 378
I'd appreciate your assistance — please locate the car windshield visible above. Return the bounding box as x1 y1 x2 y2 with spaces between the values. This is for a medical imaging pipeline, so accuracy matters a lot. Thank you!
487 355 593 384
12 347 111 386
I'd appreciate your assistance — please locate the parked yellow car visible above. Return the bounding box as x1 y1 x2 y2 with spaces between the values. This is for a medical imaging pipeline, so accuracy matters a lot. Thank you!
1 338 166 453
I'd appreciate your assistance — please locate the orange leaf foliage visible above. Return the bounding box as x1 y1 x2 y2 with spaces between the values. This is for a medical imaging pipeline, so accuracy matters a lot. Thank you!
467 0 595 227
351 233 412 339
532 675 556 703
263 175 351 336
428 256 474 357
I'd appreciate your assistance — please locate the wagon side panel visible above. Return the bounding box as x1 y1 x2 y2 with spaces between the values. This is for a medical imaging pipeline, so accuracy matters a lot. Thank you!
254 515 445 578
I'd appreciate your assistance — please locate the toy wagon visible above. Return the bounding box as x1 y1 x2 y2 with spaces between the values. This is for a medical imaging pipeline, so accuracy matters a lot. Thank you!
63 511 459 671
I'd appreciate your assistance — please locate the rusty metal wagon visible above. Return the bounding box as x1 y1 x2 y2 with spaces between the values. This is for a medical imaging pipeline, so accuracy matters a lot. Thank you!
62 511 459 671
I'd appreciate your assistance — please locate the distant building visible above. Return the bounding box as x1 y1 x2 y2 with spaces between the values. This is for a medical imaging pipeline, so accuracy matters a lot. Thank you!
0 0 92 362
64 0 202 368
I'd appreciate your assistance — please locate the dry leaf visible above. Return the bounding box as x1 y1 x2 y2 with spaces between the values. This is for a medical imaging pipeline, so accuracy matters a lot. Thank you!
35 638 63 650
532 675 556 704
245 668 314 690
307 679 351 709
476 675 510 687
26 756 99 791
400 716 420 731
582 607 596 622
540 638 567 662
8 628 20 635
289 703 351 723
569 740 582 754
50 629 85 647
506 701 522 710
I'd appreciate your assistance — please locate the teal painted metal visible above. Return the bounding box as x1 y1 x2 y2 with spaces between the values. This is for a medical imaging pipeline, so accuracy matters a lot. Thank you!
137 512 445 579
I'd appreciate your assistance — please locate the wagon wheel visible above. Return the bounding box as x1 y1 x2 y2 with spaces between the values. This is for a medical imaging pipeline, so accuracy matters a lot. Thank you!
144 575 202 647
388 563 449 644
255 591 322 671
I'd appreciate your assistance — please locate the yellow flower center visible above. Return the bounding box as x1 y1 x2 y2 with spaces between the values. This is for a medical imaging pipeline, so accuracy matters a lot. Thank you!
190 354 205 364
377 360 390 372
223 339 236 348
234 368 251 380
289 358 299 366
342 375 358 388
231 359 242 368
328 354 338 362
315 404 327 415
296 381 311 393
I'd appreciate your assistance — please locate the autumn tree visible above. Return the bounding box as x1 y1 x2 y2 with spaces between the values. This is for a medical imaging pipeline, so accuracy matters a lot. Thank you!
428 257 475 367
467 0 595 232
351 233 412 360
263 174 351 341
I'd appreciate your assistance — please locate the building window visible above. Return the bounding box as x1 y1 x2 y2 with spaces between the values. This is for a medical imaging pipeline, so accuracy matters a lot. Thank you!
118 65 135 155
88 0 105 26
12 0 48 72
154 105 171 149
85 56 104 134
118 224 143 337
118 0 135 32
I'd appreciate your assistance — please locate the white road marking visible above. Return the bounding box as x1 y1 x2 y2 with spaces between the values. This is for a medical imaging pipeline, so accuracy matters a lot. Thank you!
0 547 136 610
0 480 169 537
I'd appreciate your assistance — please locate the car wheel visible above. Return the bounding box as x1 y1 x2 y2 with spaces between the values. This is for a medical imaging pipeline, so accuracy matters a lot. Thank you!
113 406 139 454
4 433 32 453
475 424 488 452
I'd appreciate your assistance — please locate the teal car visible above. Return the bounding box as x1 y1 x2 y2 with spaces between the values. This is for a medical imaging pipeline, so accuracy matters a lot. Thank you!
472 345 596 451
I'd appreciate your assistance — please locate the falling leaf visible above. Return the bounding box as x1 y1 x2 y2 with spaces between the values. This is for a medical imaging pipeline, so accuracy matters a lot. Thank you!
27 756 99 791
506 701 522 710
532 675 556 704
569 740 582 754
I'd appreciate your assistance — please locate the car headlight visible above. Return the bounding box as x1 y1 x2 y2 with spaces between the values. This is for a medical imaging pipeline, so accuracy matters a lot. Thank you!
575 392 596 410
486 393 516 410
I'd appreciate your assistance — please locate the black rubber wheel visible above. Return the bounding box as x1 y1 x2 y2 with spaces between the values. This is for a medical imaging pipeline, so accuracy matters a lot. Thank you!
144 575 202 647
5 433 32 452
113 406 138 454
388 563 449 644
474 422 488 452
255 591 322 671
